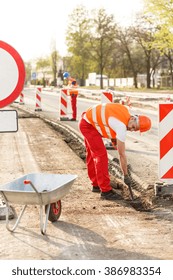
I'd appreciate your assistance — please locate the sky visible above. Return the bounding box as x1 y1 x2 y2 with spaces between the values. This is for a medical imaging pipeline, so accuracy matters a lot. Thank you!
0 0 143 62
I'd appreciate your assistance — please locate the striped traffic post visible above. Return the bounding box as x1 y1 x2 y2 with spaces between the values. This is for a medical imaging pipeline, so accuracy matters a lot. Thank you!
19 91 24 105
166 95 171 102
126 96 132 107
156 103 173 195
60 88 69 120
120 96 132 107
35 87 42 111
101 90 113 103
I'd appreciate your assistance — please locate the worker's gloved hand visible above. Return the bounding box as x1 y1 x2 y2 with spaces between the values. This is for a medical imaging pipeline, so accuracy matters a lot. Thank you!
124 174 132 187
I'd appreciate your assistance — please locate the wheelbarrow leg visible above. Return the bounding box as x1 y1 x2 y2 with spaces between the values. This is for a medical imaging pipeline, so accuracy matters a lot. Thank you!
24 180 50 235
6 203 27 232
40 204 50 235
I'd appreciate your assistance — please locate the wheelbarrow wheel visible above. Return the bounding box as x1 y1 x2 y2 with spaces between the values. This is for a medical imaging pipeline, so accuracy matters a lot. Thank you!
45 200 61 222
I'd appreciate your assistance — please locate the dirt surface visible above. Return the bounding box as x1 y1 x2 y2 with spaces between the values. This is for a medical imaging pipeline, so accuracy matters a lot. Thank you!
0 106 173 260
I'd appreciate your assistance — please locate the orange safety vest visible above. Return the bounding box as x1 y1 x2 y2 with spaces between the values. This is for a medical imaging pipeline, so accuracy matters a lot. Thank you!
68 78 78 96
85 103 130 139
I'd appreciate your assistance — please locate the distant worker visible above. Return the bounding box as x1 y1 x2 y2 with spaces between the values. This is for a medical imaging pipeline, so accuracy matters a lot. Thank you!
79 103 151 200
63 72 78 121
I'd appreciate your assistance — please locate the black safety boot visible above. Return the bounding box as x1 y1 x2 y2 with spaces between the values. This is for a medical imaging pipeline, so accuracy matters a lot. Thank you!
92 186 100 193
101 190 122 200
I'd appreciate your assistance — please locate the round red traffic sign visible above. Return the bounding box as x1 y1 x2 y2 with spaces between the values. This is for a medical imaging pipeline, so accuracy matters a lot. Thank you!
0 41 25 108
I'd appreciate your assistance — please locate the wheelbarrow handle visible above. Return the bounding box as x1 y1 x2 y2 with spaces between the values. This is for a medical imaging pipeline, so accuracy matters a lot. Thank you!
23 180 39 194
24 180 31 184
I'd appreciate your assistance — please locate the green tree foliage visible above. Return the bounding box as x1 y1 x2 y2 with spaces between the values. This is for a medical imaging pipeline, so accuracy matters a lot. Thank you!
66 6 117 88
24 62 32 84
88 8 117 88
131 15 161 88
50 40 61 86
36 57 50 73
50 50 60 86
144 0 173 86
36 57 50 86
66 5 91 85
115 27 145 88
31 2 173 89
144 0 173 50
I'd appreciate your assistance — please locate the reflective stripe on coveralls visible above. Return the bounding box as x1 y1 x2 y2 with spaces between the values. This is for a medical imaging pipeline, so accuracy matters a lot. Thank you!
86 103 130 139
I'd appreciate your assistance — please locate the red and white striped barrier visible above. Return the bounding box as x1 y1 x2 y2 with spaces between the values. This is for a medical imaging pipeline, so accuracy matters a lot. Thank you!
119 99 125 105
35 87 42 111
101 91 113 103
19 92 24 105
159 103 173 181
60 89 69 120
119 96 131 107
166 95 171 102
125 96 132 107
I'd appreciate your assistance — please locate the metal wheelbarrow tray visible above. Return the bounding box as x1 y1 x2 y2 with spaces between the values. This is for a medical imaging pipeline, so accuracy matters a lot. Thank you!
0 173 77 234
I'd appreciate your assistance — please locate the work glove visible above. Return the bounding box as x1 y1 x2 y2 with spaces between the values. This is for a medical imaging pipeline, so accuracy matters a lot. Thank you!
124 174 132 187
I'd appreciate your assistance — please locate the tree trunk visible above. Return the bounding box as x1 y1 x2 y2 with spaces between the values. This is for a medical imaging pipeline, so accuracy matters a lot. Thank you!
133 72 138 88
100 67 104 89
169 59 173 87
146 58 151 89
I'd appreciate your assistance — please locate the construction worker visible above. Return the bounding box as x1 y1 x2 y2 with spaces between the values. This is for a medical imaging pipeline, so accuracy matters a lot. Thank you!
63 72 78 121
79 103 151 201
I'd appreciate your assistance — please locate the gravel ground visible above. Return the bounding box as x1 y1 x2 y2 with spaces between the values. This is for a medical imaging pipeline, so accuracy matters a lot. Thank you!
0 106 173 260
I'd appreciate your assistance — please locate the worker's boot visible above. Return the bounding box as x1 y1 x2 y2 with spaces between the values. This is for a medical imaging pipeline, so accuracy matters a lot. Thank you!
101 190 122 200
92 186 100 193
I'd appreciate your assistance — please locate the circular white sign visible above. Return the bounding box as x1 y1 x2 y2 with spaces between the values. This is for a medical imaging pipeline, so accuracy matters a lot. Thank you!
0 41 25 108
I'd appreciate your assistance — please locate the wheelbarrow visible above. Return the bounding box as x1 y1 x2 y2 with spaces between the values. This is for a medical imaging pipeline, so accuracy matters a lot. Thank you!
0 173 77 235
